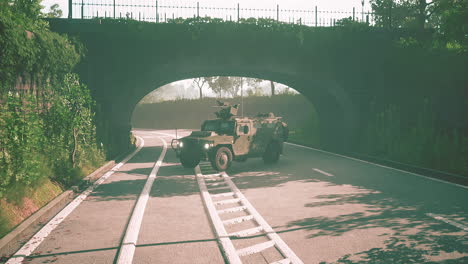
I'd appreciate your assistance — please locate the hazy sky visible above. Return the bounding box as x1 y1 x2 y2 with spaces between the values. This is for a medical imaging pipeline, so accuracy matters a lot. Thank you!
42 0 372 19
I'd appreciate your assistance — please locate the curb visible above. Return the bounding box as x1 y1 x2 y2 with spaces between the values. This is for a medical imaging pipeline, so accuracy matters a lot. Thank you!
0 158 119 260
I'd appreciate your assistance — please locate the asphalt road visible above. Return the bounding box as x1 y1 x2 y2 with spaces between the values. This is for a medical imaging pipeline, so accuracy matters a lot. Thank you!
4 129 467 264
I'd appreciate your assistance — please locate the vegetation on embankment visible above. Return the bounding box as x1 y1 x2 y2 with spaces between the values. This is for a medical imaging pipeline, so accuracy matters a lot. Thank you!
358 100 468 177
0 2 105 238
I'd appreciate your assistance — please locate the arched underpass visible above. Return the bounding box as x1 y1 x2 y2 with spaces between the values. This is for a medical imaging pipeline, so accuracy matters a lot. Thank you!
47 19 467 161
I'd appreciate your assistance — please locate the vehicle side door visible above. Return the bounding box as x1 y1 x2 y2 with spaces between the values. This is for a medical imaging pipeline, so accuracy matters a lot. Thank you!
232 121 252 156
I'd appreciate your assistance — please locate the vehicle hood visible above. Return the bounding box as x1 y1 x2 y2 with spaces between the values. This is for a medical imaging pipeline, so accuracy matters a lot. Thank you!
182 131 233 144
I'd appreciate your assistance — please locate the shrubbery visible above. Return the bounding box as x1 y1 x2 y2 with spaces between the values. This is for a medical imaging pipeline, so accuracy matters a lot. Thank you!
0 1 104 200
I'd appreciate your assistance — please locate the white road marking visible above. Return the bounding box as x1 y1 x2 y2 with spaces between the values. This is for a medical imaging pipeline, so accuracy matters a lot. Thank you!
116 136 168 264
220 172 304 264
426 213 468 231
6 137 146 264
286 142 467 189
195 165 242 264
313 168 334 177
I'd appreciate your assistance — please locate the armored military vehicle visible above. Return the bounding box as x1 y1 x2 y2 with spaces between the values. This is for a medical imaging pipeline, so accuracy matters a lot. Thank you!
171 101 288 171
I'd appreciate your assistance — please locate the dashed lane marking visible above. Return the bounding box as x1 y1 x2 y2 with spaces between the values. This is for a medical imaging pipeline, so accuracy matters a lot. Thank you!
286 142 467 189
426 213 468 232
6 137 146 264
313 168 334 177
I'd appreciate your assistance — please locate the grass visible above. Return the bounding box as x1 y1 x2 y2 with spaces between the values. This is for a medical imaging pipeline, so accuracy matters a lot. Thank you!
0 151 106 239
0 178 62 238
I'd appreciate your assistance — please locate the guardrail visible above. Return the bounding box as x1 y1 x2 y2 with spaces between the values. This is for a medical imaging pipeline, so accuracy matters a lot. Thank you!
68 0 375 27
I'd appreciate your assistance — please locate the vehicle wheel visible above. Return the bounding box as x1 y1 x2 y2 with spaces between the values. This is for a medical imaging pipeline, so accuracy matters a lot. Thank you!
263 142 280 164
210 147 233 171
180 152 200 168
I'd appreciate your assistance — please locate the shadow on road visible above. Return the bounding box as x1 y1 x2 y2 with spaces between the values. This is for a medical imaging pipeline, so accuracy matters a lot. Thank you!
225 153 468 263
126 146 163 164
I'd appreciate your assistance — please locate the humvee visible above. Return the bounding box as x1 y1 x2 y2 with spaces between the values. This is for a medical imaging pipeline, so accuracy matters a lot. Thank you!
171 102 288 171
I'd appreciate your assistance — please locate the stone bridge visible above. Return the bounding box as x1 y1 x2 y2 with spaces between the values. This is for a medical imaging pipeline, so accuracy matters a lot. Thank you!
47 18 467 158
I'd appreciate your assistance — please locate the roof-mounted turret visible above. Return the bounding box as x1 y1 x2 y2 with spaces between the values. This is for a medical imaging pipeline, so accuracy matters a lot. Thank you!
213 101 239 120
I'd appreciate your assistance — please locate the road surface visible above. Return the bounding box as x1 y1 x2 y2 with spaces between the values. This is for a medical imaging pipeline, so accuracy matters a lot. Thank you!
4 129 467 263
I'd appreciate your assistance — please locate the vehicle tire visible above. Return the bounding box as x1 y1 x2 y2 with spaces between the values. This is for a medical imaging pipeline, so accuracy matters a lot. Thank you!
263 141 280 164
210 147 233 171
180 152 200 168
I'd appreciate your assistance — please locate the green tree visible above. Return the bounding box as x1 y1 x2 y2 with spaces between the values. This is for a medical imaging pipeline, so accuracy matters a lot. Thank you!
370 0 467 48
46 3 63 18
193 77 208 99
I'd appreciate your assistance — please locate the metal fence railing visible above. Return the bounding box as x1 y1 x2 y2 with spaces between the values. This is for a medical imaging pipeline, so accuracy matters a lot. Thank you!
69 0 376 27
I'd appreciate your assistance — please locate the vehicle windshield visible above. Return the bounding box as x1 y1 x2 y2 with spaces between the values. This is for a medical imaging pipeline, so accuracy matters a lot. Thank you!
202 120 235 135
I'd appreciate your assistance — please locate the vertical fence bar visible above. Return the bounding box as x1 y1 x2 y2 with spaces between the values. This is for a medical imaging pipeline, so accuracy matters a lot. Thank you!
237 3 240 22
276 4 279 21
197 2 199 17
361 0 364 21
315 6 317 27
389 1 392 28
113 0 115 18
155 0 158 22
68 0 72 18
81 0 84 19
353 7 355 21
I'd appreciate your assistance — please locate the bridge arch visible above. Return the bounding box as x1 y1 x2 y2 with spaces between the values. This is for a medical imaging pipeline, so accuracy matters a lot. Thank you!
125 61 358 152
49 19 387 157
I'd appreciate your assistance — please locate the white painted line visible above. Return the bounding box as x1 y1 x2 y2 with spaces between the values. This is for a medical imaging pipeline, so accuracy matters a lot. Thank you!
229 226 264 237
6 137 146 264
313 168 334 177
221 172 304 264
286 142 467 189
211 192 235 198
117 136 168 264
223 215 255 226
217 206 248 215
271 259 291 264
214 198 242 206
237 240 276 257
195 166 242 264
426 213 468 231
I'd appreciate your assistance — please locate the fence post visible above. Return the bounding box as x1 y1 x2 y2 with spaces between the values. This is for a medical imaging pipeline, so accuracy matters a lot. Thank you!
353 7 355 21
237 3 240 22
155 0 158 22
315 6 317 27
366 14 369 24
277 4 279 21
389 1 392 28
197 2 199 18
68 0 72 18
81 0 84 19
361 0 364 21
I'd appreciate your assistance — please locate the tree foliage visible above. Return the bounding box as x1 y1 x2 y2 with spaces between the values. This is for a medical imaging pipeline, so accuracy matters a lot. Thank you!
204 77 262 98
0 0 104 198
46 4 63 18
370 0 467 49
